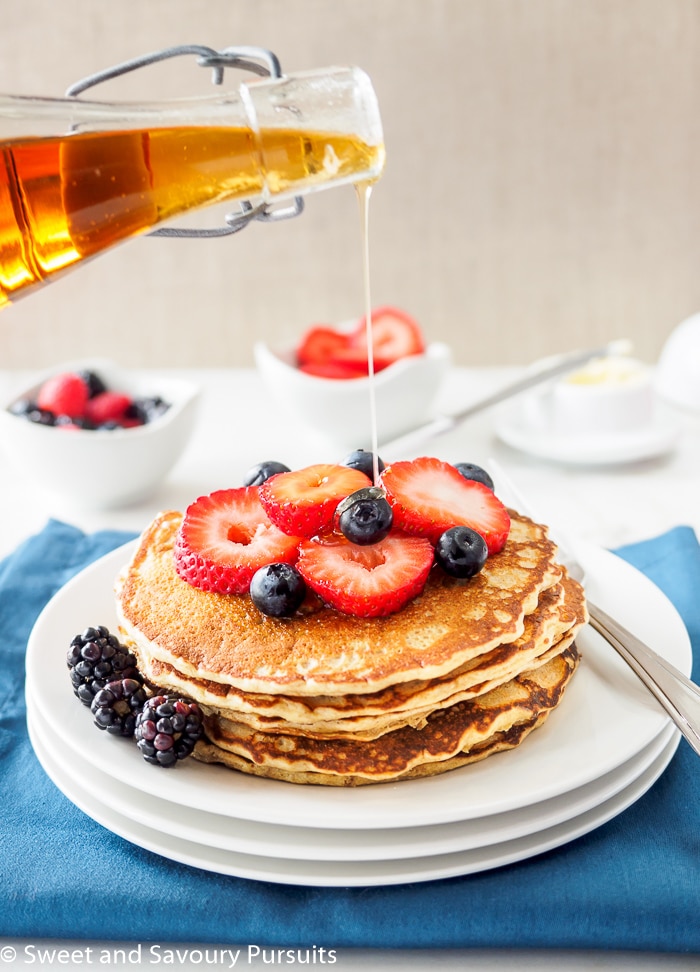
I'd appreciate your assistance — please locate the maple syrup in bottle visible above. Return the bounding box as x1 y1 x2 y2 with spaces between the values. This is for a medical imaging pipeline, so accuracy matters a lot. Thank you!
0 67 384 309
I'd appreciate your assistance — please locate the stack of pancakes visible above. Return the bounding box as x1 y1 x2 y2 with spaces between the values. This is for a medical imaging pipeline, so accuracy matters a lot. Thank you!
115 509 587 786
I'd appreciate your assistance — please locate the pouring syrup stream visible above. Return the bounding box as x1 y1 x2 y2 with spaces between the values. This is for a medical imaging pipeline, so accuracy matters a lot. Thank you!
356 181 380 484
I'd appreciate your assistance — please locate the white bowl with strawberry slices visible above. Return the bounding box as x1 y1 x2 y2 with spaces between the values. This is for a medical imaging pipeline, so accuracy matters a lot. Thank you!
0 359 200 511
254 307 451 447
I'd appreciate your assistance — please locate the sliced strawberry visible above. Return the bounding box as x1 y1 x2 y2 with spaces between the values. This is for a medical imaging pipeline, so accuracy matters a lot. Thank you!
295 310 423 380
297 533 434 617
298 359 369 380
381 457 511 555
296 326 350 366
329 344 395 374
174 487 301 595
259 463 372 538
85 391 132 425
349 306 425 362
36 372 89 419
299 350 394 379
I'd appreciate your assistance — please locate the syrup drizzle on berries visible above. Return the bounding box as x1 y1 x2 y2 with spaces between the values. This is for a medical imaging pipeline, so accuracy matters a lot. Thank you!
172 456 510 621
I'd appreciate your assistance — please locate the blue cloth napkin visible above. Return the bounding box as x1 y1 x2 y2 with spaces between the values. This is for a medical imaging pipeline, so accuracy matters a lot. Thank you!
1 520 699 952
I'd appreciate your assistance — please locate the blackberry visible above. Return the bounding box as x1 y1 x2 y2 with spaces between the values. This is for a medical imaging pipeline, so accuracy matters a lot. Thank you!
67 625 141 706
134 696 204 768
90 678 149 736
77 369 108 398
126 396 171 425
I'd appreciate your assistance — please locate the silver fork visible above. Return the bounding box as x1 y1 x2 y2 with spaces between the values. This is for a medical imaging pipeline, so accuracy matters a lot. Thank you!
490 460 700 757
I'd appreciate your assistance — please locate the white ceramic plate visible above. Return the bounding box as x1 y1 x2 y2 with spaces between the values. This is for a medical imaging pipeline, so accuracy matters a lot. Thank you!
26 711 680 887
27 702 676 863
495 406 680 466
25 539 691 831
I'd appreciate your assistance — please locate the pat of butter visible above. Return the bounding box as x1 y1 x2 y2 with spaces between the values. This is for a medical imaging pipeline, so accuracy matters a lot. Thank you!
564 357 649 388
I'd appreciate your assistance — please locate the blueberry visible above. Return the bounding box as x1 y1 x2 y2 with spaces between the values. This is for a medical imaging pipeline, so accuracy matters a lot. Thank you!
26 407 55 426
337 487 393 545
434 526 488 578
250 563 307 617
453 462 494 491
8 398 36 418
243 460 291 487
341 449 385 480
55 414 96 429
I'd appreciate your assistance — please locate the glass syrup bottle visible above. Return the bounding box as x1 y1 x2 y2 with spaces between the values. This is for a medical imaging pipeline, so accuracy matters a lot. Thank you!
0 66 384 310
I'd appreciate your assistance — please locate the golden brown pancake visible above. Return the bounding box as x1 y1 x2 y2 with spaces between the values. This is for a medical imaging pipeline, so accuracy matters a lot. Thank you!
193 644 580 785
194 715 549 785
116 508 563 696
127 575 586 738
115 505 586 785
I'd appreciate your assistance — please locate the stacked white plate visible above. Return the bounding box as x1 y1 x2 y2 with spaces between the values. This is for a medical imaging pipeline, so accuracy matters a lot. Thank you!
25 540 690 887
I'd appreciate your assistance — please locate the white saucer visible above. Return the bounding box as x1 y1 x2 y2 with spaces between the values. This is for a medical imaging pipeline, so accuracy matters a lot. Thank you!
26 703 676 864
27 711 680 887
25 539 691 831
495 406 680 466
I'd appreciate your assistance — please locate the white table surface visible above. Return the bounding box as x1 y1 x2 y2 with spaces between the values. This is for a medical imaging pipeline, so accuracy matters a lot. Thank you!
1 365 699 557
1 365 699 971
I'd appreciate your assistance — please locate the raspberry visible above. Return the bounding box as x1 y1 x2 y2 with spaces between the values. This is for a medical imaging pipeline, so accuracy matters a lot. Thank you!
85 391 133 426
134 696 204 767
36 372 89 419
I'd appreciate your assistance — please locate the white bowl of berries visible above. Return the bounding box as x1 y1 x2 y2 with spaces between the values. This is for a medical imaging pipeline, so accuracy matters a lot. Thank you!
254 306 452 448
0 359 200 510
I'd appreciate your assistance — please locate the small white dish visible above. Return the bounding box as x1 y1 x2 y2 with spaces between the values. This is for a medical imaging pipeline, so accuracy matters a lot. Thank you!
0 359 200 510
496 403 679 466
496 354 679 465
254 341 452 449
525 356 655 437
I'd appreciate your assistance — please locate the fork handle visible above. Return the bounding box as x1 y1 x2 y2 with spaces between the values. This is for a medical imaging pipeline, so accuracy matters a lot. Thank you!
588 600 700 756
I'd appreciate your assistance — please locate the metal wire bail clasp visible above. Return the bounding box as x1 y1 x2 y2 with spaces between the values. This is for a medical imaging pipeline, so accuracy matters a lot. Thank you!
65 44 304 238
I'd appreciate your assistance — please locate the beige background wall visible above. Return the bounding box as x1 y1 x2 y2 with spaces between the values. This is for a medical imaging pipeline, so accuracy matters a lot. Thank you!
1 0 699 369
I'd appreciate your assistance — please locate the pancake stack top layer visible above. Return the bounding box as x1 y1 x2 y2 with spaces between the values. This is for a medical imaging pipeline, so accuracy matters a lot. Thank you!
116 508 588 785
